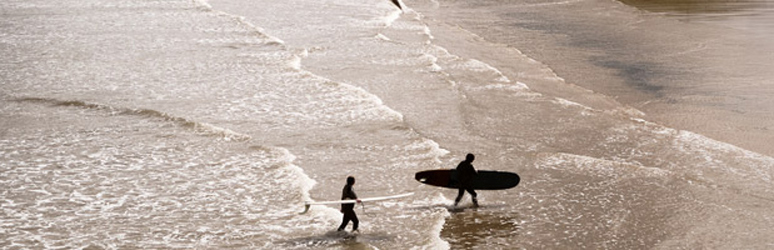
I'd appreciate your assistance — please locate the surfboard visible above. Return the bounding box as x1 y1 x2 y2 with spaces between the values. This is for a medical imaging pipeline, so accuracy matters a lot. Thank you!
390 0 402 10
300 192 413 214
414 170 520 190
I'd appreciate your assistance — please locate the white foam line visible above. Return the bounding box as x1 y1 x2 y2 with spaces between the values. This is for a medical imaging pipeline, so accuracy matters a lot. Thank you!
422 25 435 40
287 49 307 70
394 139 451 169
674 130 774 181
539 152 671 178
271 147 317 203
294 69 405 124
552 97 593 110
443 20 570 85
17 97 253 141
192 0 285 45
423 212 451 250
375 33 392 41
193 122 252 142
192 2 409 126
384 9 402 27
428 44 455 59
421 53 443 72
469 82 543 99
422 193 452 250
462 59 511 82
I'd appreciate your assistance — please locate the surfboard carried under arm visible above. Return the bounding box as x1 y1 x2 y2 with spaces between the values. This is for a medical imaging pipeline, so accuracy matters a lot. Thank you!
415 170 520 190
300 192 414 214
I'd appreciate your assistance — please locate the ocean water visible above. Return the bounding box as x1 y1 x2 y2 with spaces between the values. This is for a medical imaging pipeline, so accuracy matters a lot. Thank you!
1 0 773 249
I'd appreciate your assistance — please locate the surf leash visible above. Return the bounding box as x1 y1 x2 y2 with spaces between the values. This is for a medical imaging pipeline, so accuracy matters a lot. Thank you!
359 200 373 216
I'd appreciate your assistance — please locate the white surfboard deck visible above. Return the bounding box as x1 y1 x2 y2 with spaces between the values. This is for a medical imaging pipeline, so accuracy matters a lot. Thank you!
300 192 413 214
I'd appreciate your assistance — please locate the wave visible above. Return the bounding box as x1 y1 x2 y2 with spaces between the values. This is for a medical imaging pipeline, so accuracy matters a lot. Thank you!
192 0 285 46
0 112 323 248
14 97 252 141
536 152 671 178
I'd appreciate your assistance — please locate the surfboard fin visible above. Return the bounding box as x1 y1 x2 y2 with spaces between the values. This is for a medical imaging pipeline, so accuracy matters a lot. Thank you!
300 204 311 214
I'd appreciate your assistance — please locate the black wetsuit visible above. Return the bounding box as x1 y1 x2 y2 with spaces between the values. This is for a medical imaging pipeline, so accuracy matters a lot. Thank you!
337 184 359 231
454 159 478 205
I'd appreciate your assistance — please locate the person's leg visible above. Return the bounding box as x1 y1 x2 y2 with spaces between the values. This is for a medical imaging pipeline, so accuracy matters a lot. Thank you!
454 188 465 206
351 212 359 231
467 188 479 207
337 212 351 231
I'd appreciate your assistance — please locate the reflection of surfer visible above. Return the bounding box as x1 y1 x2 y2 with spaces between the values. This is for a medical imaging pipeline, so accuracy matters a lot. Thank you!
454 153 479 207
337 176 361 232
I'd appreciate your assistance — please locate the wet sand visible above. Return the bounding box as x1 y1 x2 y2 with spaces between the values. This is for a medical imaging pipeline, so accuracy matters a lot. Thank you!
619 0 771 13
616 0 774 156
429 0 774 157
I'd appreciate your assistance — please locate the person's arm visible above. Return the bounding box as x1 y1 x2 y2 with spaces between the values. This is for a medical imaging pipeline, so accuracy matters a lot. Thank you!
344 186 358 199
349 188 361 203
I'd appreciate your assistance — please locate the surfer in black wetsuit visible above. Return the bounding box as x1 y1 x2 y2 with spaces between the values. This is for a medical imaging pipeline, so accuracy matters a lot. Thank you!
338 176 361 232
454 153 479 207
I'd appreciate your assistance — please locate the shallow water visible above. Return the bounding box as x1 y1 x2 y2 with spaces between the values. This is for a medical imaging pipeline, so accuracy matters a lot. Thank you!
430 0 774 156
2 0 774 249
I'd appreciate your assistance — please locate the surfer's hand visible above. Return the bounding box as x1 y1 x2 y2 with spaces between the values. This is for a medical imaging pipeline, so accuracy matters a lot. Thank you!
356 199 361 203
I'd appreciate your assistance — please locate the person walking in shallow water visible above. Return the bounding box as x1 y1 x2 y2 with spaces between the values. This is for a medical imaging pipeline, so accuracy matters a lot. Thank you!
454 153 479 207
338 176 361 232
